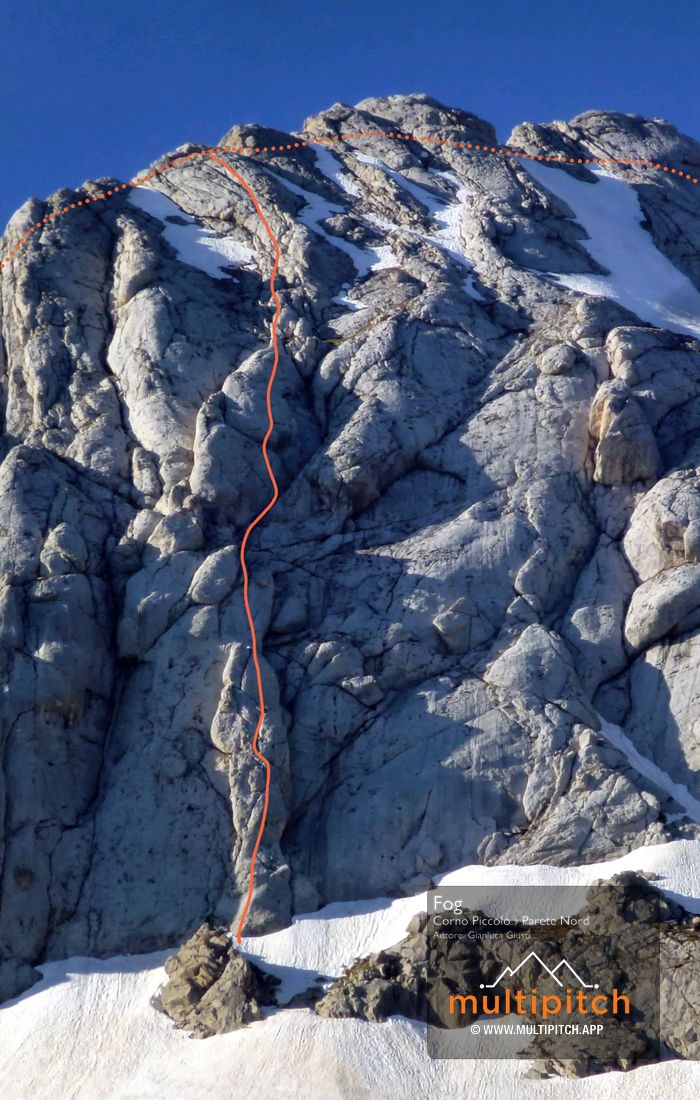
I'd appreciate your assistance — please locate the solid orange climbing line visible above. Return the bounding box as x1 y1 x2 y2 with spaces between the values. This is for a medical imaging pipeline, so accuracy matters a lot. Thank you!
207 151 281 943
2 128 699 941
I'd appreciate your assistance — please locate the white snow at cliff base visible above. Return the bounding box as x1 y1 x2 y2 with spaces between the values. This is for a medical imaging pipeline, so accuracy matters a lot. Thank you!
1 840 699 1100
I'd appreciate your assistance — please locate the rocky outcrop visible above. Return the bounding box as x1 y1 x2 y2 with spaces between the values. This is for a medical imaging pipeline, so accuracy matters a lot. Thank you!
589 379 660 484
315 873 700 1077
152 923 279 1037
315 912 428 1024
1 95 700 1000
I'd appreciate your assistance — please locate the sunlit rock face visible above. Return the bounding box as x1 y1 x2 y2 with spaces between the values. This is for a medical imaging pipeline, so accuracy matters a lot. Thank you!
1 93 699 998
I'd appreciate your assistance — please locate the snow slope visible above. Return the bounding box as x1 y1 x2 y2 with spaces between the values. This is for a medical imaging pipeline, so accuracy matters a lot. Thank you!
523 161 700 338
313 146 362 197
6 963 700 1100
239 838 700 1003
2 842 698 1100
128 187 255 276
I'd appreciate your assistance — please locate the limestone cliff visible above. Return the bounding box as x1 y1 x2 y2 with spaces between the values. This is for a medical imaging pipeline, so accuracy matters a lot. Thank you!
1 94 699 1000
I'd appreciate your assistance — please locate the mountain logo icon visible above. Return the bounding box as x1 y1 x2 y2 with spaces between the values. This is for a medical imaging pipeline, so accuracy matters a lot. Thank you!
480 950 598 989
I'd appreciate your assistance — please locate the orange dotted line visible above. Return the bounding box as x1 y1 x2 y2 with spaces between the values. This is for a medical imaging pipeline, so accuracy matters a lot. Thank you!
1 129 699 271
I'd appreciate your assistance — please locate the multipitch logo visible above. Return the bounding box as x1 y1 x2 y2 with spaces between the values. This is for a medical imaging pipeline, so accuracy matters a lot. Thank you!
481 950 597 989
449 951 630 1021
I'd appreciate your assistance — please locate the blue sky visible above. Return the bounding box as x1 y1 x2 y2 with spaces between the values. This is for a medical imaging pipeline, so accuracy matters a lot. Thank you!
1 0 699 228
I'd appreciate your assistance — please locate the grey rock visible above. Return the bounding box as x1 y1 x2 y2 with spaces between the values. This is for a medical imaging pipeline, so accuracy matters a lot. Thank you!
623 470 700 581
537 342 577 375
485 624 600 729
1 95 700 993
433 595 495 653
0 941 42 1003
684 521 700 563
562 535 636 690
188 545 239 604
624 563 700 651
150 510 205 555
270 594 307 634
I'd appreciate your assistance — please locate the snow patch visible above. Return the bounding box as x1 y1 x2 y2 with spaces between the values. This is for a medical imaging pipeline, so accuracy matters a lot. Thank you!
313 147 362 197
463 273 487 302
265 168 398 279
353 156 485 298
598 716 700 822
128 187 254 278
331 284 365 311
428 169 479 270
239 838 700 1004
523 161 700 339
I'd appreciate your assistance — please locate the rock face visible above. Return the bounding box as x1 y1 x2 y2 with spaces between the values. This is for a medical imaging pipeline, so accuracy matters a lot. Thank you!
1 94 700 999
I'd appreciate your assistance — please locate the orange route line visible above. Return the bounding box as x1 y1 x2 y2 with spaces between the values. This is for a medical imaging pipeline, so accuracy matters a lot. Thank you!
206 151 281 943
1 128 698 942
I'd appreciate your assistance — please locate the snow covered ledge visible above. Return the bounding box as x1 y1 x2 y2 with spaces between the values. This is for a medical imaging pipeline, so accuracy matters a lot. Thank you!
1 840 699 1099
